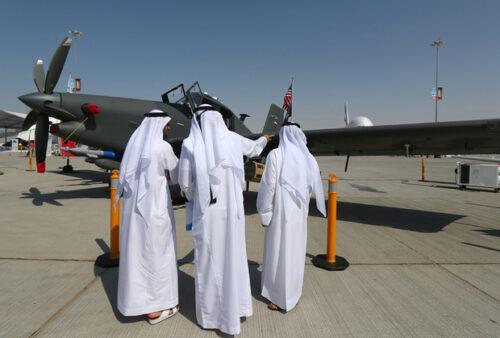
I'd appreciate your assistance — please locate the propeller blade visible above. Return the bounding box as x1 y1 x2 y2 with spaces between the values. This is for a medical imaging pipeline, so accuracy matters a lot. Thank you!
22 110 38 131
33 59 45 93
35 114 49 173
44 37 72 94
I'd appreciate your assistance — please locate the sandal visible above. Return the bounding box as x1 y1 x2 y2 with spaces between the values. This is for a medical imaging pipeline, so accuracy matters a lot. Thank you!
148 305 180 325
267 303 281 311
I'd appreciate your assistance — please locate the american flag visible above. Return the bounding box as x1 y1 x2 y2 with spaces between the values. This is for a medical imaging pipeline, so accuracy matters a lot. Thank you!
282 81 293 120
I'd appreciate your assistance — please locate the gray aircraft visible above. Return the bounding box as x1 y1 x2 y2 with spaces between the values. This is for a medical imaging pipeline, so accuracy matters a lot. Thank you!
18 38 500 176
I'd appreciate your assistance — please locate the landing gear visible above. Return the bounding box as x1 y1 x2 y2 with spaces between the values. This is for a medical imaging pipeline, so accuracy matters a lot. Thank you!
62 158 73 173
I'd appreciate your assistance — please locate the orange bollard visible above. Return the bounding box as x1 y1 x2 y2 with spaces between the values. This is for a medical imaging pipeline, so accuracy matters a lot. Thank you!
312 173 349 271
109 169 120 260
95 169 120 268
326 173 337 263
26 142 34 171
421 158 426 181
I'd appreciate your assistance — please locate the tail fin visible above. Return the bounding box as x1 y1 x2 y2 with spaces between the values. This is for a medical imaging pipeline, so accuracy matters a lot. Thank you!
344 101 350 126
262 104 284 134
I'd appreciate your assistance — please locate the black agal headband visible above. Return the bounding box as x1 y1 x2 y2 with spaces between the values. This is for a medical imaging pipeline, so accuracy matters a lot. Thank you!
282 121 301 128
144 112 169 117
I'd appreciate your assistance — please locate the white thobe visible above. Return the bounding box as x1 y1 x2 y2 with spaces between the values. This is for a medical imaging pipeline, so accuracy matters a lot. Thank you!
257 149 311 311
179 134 267 335
117 141 179 316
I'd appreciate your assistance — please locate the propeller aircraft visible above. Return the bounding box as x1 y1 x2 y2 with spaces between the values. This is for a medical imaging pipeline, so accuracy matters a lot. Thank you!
17 38 500 178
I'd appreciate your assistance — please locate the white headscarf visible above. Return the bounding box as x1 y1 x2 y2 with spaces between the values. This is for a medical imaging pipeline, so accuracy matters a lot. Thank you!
117 110 172 206
183 108 210 220
201 110 245 198
185 109 245 219
278 125 326 216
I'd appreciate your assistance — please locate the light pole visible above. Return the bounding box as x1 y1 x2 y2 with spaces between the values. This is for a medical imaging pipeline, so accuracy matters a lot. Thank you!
67 30 83 93
430 39 444 122
68 29 83 65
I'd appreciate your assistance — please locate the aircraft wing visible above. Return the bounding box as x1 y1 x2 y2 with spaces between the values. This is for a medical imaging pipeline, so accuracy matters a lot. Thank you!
447 155 500 163
305 118 500 156
0 109 27 129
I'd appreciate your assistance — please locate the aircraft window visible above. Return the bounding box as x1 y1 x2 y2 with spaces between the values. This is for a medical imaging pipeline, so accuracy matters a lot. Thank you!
162 84 187 104
186 82 204 111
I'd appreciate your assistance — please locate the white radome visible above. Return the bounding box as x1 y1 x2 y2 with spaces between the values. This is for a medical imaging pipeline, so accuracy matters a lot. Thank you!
347 116 373 128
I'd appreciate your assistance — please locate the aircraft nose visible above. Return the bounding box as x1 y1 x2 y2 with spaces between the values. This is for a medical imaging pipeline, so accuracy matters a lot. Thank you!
18 93 40 108
18 92 60 111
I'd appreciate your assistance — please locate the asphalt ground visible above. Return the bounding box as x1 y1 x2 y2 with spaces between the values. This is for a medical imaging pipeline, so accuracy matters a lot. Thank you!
0 152 499 337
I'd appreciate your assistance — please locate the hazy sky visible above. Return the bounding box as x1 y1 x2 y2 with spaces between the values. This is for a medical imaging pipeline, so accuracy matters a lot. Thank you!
1 0 499 132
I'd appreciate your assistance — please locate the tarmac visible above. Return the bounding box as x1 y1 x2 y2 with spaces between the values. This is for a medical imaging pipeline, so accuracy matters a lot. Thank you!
0 152 499 337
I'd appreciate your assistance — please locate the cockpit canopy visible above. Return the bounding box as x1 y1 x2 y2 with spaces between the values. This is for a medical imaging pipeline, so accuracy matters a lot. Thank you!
161 82 234 121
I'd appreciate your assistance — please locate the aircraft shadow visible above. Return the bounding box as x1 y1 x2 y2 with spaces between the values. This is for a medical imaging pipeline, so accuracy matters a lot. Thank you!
330 200 463 233
401 180 459 191
401 179 498 193
349 183 387 194
243 191 463 233
415 179 456 185
50 169 109 186
472 228 500 238
466 202 500 210
462 242 500 253
21 186 108 206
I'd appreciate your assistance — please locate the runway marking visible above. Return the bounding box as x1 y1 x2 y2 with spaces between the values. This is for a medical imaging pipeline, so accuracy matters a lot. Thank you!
30 276 100 337
438 264 500 303
347 215 500 304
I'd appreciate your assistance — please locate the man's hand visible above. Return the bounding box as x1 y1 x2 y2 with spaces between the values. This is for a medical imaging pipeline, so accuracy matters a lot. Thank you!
263 134 274 142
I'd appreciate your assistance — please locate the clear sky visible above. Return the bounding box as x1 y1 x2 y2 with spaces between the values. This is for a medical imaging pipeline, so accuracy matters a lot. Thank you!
1 0 499 132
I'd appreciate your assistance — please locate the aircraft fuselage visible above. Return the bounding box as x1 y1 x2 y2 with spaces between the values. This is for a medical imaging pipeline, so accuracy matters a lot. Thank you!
20 92 195 154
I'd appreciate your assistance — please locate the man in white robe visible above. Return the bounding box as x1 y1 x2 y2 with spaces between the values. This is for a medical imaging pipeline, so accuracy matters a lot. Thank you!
117 110 180 324
257 122 326 312
178 105 270 335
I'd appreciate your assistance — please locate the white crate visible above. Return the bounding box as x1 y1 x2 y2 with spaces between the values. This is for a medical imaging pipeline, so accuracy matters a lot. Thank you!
456 163 500 192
